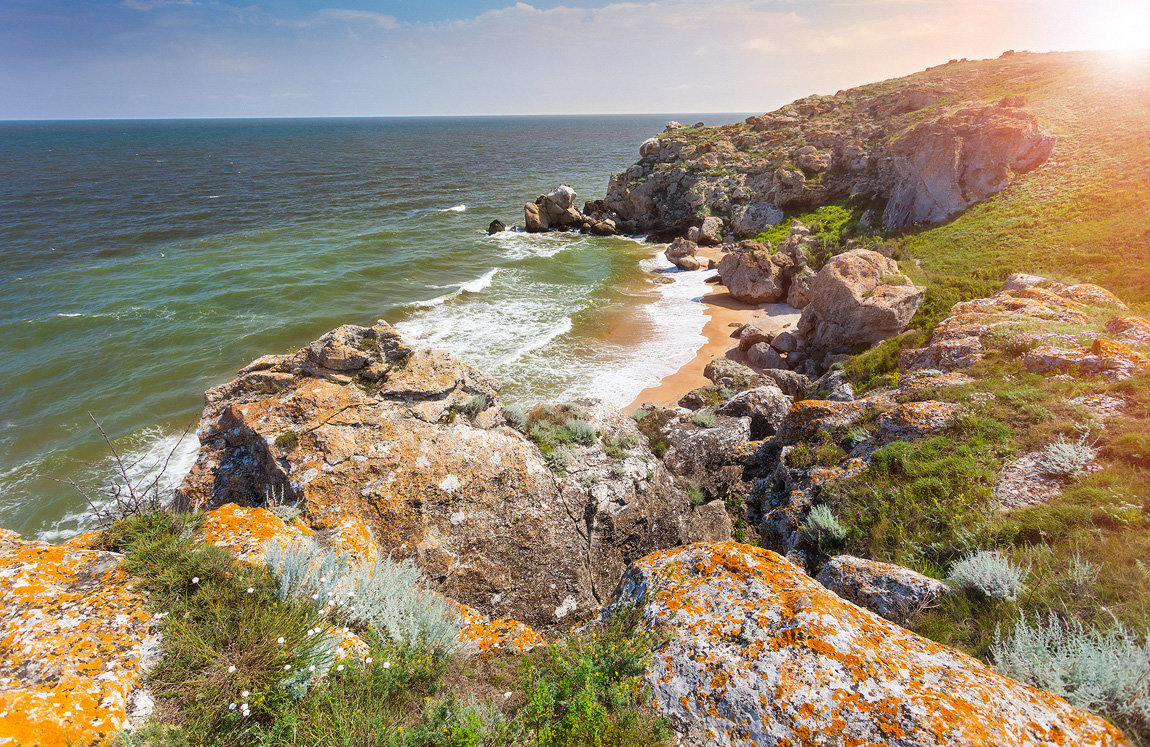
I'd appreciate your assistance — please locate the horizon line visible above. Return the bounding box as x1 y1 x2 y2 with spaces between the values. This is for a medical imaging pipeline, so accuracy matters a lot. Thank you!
0 111 758 124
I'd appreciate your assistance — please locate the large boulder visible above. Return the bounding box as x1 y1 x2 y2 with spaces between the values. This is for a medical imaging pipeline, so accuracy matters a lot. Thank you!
600 542 1130 747
665 237 701 271
729 202 784 239
177 322 722 629
524 202 546 233
0 530 160 746
797 249 925 353
815 555 952 625
715 386 792 439
883 105 1055 230
703 357 768 391
698 216 724 246
716 241 788 304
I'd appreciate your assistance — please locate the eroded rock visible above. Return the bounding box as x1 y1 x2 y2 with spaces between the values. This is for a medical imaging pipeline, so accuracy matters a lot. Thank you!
816 554 951 625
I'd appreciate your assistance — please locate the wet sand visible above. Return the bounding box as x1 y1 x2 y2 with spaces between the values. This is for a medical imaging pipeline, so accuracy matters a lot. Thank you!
625 246 799 410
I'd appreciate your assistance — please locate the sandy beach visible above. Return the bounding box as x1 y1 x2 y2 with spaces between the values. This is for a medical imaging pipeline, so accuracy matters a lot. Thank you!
626 246 800 411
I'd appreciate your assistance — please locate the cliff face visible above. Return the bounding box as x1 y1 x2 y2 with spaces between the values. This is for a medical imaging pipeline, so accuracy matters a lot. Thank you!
602 54 1057 236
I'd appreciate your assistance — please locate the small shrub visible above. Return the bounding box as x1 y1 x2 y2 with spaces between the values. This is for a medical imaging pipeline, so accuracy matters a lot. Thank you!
992 614 1150 742
814 443 847 467
692 412 717 428
687 483 705 506
463 393 489 418
948 550 1028 600
502 404 528 432
544 448 570 474
1040 435 1097 477
603 434 638 461
785 444 814 469
275 430 299 450
630 408 650 422
567 419 598 446
802 505 847 547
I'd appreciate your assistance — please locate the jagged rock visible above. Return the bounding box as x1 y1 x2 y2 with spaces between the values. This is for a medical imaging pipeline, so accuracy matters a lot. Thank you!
177 323 721 629
747 342 785 370
456 618 545 657
524 202 546 233
729 202 784 239
487 219 506 235
731 323 772 352
775 399 875 445
1106 315 1150 343
640 137 661 158
816 555 953 626
1023 339 1150 381
770 330 801 353
677 386 720 411
716 386 792 439
665 237 701 271
0 530 161 747
796 146 832 173
600 542 1129 747
703 358 768 392
1062 283 1129 309
662 415 752 503
698 216 723 246
883 105 1055 230
999 272 1049 294
760 368 814 400
716 241 788 304
797 249 925 353
813 369 855 402
786 265 816 309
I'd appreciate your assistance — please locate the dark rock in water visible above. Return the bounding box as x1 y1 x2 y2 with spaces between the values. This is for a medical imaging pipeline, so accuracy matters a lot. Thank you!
487 219 507 235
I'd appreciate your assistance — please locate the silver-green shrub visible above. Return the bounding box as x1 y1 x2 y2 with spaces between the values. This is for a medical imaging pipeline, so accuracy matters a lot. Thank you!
802 504 847 547
566 418 598 446
502 404 527 432
992 614 1150 743
692 411 717 429
947 550 1028 600
1039 435 1096 476
463 393 488 417
265 538 460 657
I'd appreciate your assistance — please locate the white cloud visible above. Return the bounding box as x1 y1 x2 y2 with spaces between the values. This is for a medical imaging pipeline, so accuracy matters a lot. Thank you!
318 9 401 30
120 0 201 10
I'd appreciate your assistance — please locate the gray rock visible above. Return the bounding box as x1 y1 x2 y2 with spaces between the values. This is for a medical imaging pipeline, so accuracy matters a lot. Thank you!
747 342 785 371
730 202 784 239
640 137 661 158
716 386 792 439
760 368 814 400
816 555 952 625
716 241 787 304
703 357 767 392
770 331 801 353
698 216 723 246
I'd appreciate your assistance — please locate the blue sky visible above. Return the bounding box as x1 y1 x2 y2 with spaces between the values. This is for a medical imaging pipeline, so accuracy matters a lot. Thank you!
1 0 1146 118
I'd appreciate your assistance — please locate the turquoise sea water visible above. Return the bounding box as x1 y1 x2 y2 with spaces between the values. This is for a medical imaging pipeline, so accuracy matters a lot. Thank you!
0 114 744 541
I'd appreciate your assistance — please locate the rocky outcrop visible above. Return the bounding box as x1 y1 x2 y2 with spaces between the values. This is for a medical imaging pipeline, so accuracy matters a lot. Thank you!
882 104 1055 229
716 241 787 304
796 249 925 353
523 185 623 236
0 530 160 747
816 555 952 625
664 237 701 271
177 322 722 629
601 69 1054 237
600 542 1129 747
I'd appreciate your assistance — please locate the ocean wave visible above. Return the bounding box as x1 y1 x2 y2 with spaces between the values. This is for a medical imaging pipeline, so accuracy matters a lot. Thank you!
490 228 588 260
413 267 500 307
441 204 467 213
500 316 574 365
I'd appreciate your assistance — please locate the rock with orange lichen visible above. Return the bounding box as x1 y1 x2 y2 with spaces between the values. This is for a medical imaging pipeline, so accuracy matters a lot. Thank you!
1023 339 1149 381
456 618 546 657
198 503 314 562
177 322 720 629
601 541 1130 747
774 399 875 445
815 554 951 625
1106 315 1150 343
1061 283 1128 310
0 529 161 747
875 400 960 444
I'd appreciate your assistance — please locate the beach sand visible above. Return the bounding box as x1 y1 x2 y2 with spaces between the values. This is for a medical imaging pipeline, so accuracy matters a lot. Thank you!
626 246 801 411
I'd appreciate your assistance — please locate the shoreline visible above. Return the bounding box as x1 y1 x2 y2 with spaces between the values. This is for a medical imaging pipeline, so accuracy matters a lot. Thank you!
624 246 792 411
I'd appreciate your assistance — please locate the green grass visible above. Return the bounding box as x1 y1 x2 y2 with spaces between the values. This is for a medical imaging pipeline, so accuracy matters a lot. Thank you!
105 511 670 746
753 195 878 262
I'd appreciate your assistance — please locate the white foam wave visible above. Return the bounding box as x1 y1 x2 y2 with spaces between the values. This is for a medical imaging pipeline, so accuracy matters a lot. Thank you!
413 268 499 307
500 317 574 365
56 313 84 318
489 228 587 260
441 204 467 213
559 249 710 407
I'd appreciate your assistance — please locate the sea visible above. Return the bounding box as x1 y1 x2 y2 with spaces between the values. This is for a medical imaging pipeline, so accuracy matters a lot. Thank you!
0 114 747 542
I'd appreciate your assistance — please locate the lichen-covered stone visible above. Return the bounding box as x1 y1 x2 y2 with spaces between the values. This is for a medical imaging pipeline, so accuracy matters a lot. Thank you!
774 399 874 445
178 324 719 629
0 529 160 747
1061 283 1128 309
815 555 951 625
456 618 546 657
1105 315 1150 343
601 542 1129 746
875 401 960 444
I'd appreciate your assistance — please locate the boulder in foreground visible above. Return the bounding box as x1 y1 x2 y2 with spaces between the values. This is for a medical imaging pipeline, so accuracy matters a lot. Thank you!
600 541 1128 746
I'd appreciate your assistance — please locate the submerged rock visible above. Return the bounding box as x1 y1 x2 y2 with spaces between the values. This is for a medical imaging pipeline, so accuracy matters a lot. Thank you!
600 541 1129 746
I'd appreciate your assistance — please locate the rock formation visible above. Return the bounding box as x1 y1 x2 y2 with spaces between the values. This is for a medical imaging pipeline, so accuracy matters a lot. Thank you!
599 542 1129 746
176 321 725 629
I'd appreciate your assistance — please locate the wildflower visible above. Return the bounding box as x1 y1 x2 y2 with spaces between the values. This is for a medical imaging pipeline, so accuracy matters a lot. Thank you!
311 593 319 600
337 664 344 672
229 703 237 710
309 665 316 672
192 577 200 584
227 665 236 673
365 656 372 664
284 664 291 670
306 628 315 637
246 587 254 594
241 690 249 698
277 637 285 645
383 661 391 669
504 691 512 699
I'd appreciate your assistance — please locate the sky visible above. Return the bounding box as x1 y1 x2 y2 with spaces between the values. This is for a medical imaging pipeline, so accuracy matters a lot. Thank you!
1 0 1146 118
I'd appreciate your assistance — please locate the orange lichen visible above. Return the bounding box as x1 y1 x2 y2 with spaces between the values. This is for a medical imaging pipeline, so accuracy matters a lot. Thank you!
455 618 545 656
0 531 159 747
198 503 313 563
1061 284 1128 310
